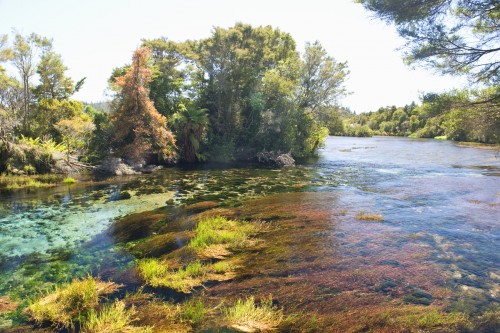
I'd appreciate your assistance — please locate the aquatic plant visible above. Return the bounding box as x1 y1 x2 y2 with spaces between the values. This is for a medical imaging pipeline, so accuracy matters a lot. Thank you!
82 300 153 333
356 210 384 222
27 276 120 329
137 259 207 293
224 295 284 332
137 258 169 283
180 297 205 327
137 258 237 293
212 261 235 274
189 216 255 253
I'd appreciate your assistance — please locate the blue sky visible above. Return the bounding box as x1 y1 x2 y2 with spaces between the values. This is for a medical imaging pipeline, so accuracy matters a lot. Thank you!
0 0 466 113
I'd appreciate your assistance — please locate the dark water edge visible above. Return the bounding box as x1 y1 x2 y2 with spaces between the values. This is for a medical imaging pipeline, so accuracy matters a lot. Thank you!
0 136 499 331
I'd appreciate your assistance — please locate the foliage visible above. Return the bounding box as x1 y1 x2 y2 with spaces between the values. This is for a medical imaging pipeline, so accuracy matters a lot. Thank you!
137 259 208 293
342 87 500 144
357 211 384 222
54 114 95 162
172 104 208 163
356 0 500 85
143 23 349 161
224 295 284 332
33 49 75 100
84 105 113 164
110 47 176 164
0 135 64 174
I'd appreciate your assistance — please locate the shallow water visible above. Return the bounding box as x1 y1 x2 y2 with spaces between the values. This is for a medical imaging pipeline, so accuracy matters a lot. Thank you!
0 136 499 329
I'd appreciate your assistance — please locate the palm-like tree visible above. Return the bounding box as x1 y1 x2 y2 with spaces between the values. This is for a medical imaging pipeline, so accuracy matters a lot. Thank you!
173 104 208 163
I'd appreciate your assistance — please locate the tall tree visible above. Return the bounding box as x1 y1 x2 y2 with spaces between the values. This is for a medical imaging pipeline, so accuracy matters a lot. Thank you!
11 33 51 133
111 47 176 164
34 50 75 100
172 104 208 163
356 0 500 85
298 41 349 111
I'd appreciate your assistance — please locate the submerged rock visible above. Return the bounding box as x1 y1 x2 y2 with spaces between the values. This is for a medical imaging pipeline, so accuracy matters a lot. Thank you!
256 151 295 167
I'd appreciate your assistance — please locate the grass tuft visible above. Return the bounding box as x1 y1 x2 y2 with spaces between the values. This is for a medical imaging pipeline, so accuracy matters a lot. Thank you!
357 211 384 222
189 216 255 252
82 300 153 333
137 259 207 293
225 296 284 332
63 177 78 184
27 276 120 329
180 297 205 327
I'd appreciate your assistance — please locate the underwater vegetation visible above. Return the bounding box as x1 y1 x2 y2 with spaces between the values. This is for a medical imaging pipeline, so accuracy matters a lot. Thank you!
1 137 500 332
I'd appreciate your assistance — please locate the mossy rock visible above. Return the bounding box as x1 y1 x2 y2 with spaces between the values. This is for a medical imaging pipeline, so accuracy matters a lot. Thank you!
131 231 193 258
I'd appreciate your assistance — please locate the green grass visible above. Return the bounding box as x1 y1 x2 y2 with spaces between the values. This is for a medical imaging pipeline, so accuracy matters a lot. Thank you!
180 297 205 327
434 136 448 140
82 300 153 333
27 276 120 329
137 258 169 283
0 174 61 190
137 258 237 293
189 216 255 250
212 260 234 274
225 296 284 332
63 177 78 184
137 259 208 293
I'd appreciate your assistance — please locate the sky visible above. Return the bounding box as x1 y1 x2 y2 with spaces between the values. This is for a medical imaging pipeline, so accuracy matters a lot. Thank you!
0 0 466 113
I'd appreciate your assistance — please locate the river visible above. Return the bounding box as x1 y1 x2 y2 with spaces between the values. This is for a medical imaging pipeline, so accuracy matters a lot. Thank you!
0 136 499 331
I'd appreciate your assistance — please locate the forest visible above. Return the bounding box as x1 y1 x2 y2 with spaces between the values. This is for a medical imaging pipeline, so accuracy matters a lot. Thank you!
0 23 349 175
1 0 499 177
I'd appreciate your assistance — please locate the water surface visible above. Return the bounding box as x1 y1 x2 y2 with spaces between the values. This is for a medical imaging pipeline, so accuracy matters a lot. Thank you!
0 136 498 330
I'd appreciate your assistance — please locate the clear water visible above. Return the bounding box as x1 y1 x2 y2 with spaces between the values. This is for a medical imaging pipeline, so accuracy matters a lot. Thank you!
0 136 499 317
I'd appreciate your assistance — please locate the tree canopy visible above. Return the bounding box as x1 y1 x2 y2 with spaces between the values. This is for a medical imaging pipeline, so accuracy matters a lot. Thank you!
356 0 500 86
